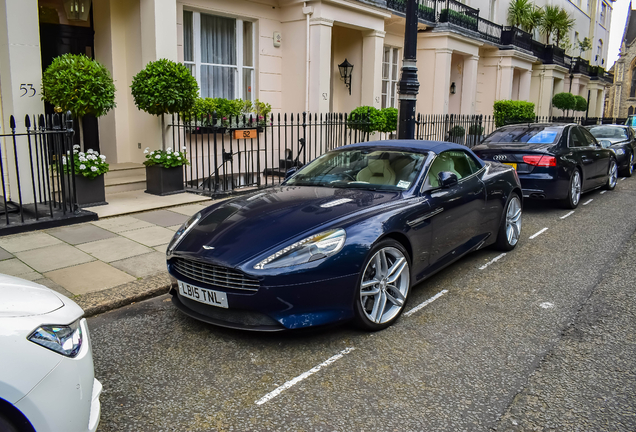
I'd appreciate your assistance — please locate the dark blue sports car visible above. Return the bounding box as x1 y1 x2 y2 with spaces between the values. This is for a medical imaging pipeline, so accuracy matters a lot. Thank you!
166 140 522 331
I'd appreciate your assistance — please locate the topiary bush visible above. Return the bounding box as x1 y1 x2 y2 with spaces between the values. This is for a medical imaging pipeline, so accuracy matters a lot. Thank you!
41 53 116 147
379 107 398 133
552 92 576 115
448 125 466 137
468 124 484 135
493 100 536 127
131 59 199 148
349 106 386 133
574 95 587 112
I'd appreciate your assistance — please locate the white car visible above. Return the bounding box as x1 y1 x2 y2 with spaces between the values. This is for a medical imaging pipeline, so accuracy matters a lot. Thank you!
0 275 101 432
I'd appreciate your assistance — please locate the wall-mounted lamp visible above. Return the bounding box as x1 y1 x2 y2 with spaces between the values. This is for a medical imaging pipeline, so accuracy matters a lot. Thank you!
63 0 92 21
450 82 456 94
338 59 354 95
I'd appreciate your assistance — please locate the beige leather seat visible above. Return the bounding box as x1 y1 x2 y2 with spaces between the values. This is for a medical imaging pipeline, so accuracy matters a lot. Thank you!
356 159 396 185
429 155 461 187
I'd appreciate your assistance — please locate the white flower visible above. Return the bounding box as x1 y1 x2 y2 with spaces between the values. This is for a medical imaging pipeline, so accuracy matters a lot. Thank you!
66 150 70 155
100 155 106 161
73 144 80 150
167 156 171 160
79 164 86 170
177 156 181 160
182 146 186 150
91 166 97 172
79 152 85 157
144 149 149 154
86 149 94 154
167 147 173 153
79 156 87 162
155 155 161 159
62 156 67 165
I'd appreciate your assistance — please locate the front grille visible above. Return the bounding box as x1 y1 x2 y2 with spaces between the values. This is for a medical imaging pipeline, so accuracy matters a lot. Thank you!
172 258 260 292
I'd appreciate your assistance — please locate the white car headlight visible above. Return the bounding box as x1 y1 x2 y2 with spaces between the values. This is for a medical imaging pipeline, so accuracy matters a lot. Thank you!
28 320 82 357
167 212 202 255
254 229 346 270
616 149 625 155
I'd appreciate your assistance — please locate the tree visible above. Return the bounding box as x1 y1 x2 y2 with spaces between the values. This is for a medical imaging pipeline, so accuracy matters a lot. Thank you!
577 37 592 57
540 5 561 45
552 92 576 116
508 0 533 28
554 8 575 48
526 5 544 33
131 59 199 149
41 54 116 147
574 95 588 112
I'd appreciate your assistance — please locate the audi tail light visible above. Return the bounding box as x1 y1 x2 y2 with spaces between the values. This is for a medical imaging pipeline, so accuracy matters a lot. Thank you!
523 155 557 167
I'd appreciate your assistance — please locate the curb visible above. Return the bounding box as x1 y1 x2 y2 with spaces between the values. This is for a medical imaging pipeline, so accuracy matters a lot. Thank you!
76 272 176 318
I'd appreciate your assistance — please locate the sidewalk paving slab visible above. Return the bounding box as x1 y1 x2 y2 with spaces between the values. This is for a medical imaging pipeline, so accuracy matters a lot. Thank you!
0 248 13 261
47 224 118 245
0 232 63 253
78 237 153 263
34 277 74 298
0 259 41 281
44 261 136 295
170 203 211 216
132 210 189 227
91 216 154 233
119 226 175 247
16 244 95 273
110 252 167 278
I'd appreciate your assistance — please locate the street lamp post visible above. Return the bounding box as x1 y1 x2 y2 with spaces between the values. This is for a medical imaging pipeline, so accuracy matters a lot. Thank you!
397 0 420 140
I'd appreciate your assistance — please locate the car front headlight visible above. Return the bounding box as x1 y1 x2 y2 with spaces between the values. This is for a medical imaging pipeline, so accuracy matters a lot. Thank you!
616 149 625 155
167 212 202 255
254 229 346 270
28 320 82 358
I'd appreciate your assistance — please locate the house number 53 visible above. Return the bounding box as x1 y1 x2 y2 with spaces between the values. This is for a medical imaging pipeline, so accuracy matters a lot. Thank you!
20 84 36 97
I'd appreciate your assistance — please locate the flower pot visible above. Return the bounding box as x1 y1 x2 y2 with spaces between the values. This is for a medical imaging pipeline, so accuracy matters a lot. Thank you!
145 165 184 196
74 174 107 207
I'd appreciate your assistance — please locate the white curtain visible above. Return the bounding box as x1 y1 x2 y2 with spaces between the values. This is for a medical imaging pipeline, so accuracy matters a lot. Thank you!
201 14 236 99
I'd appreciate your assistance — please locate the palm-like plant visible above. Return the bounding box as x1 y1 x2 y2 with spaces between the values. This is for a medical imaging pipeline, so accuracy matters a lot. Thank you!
526 5 544 33
508 0 533 28
540 5 561 45
554 8 574 47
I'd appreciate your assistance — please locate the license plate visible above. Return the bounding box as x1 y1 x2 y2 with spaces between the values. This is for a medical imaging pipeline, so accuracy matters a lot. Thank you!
502 162 517 170
177 280 228 308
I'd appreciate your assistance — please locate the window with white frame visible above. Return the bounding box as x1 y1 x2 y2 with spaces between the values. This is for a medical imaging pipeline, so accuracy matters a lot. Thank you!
183 10 254 100
382 47 399 109
597 39 603 63
600 2 606 26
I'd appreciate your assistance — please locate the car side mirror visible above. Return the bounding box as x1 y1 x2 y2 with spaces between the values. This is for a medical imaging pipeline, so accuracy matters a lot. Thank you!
598 139 611 148
284 166 299 180
438 171 458 188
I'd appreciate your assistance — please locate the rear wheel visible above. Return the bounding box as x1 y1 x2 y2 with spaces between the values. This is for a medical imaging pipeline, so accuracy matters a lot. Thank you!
495 193 522 251
354 240 410 331
604 159 618 190
563 169 582 209
620 153 633 178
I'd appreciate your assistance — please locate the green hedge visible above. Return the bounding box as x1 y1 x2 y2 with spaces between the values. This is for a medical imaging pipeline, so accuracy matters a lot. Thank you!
182 97 272 126
349 106 399 134
439 9 477 28
574 95 587 112
493 100 536 127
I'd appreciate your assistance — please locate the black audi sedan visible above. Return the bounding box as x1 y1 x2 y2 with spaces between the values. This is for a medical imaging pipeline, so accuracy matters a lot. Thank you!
585 124 636 177
472 123 617 209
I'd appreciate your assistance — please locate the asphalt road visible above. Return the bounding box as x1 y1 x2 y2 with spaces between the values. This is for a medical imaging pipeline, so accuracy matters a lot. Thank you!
89 177 636 432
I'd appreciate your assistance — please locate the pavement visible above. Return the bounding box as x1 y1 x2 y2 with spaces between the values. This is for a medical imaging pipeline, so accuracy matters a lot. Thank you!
0 201 224 316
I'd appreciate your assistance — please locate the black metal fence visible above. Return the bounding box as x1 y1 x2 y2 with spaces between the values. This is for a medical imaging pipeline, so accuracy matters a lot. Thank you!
0 113 96 234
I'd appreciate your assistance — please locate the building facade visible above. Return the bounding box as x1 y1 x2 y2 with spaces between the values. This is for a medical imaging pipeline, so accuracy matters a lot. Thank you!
606 4 636 118
0 0 615 166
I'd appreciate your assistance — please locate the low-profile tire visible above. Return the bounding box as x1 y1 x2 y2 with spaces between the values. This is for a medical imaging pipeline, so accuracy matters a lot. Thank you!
620 153 633 178
604 158 618 191
495 193 522 251
353 239 411 331
0 414 20 432
563 169 582 209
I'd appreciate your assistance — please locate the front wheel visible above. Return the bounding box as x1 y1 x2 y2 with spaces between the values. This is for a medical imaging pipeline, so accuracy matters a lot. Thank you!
354 240 411 331
563 169 582 209
495 193 522 251
620 153 633 178
604 158 618 190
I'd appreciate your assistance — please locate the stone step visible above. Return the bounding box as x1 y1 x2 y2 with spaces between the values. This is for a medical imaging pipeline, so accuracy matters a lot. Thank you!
106 162 146 180
104 174 146 194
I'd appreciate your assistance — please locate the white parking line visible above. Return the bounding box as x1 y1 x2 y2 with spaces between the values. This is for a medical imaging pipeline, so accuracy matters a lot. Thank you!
404 290 449 317
529 228 548 239
600 190 607 194
255 347 355 405
479 253 506 270
560 211 575 219
621 177 626 181
582 199 593 206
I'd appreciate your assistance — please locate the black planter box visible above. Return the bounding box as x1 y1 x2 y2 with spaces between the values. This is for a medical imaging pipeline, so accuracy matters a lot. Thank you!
74 174 107 207
145 165 184 196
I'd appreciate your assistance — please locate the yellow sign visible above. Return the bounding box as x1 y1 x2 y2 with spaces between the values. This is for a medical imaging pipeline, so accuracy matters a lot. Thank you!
233 129 258 139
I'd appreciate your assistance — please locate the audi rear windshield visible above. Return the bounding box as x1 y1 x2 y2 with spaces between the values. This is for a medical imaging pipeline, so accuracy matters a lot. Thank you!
483 126 561 145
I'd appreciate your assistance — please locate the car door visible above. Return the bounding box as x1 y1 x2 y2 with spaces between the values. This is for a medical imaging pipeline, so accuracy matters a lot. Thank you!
580 126 610 186
568 126 599 189
420 150 487 277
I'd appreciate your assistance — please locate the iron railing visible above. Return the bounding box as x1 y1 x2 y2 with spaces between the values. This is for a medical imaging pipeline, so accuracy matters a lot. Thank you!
0 113 96 234
501 26 532 51
438 0 479 32
477 17 502 44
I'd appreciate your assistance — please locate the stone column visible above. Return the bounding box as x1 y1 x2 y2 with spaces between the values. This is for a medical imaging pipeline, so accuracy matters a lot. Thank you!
519 70 532 102
433 49 453 115
140 0 178 64
0 0 44 203
361 30 385 109
497 65 515 101
461 55 479 115
309 17 333 113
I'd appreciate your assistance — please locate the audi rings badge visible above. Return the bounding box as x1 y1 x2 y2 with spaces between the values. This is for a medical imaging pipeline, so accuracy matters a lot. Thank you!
493 155 508 161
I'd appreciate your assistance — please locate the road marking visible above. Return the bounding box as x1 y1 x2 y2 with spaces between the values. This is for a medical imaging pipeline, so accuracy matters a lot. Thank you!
539 302 554 309
404 290 448 317
560 211 575 219
255 347 355 405
600 190 607 194
621 177 626 181
529 228 548 239
479 253 506 270
582 199 593 206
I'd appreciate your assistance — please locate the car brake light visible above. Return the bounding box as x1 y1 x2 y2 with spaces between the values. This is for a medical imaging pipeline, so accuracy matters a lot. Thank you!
523 155 556 167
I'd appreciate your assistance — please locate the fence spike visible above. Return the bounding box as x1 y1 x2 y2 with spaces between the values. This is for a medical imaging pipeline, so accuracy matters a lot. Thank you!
9 115 15 130
24 115 31 129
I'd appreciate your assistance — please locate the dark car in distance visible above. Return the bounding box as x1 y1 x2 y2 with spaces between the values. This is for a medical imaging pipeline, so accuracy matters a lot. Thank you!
585 124 636 177
472 123 617 209
166 140 522 332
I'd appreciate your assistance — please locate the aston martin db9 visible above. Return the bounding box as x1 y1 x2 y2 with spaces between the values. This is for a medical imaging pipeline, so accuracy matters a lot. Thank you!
166 140 522 331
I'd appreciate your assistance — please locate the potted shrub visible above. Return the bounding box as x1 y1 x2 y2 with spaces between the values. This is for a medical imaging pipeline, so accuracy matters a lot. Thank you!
41 53 116 149
143 146 189 196
379 107 398 137
348 106 387 135
552 92 576 117
448 125 466 144
59 145 109 207
468 124 484 146
131 59 199 149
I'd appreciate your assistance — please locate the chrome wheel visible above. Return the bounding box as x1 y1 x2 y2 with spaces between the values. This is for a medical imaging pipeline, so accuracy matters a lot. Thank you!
505 196 522 246
571 171 581 206
359 247 410 325
608 160 618 188
630 155 634 175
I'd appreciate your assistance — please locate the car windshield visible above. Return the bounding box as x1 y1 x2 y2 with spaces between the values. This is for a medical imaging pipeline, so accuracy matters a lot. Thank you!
587 126 629 140
482 126 561 144
285 149 428 191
